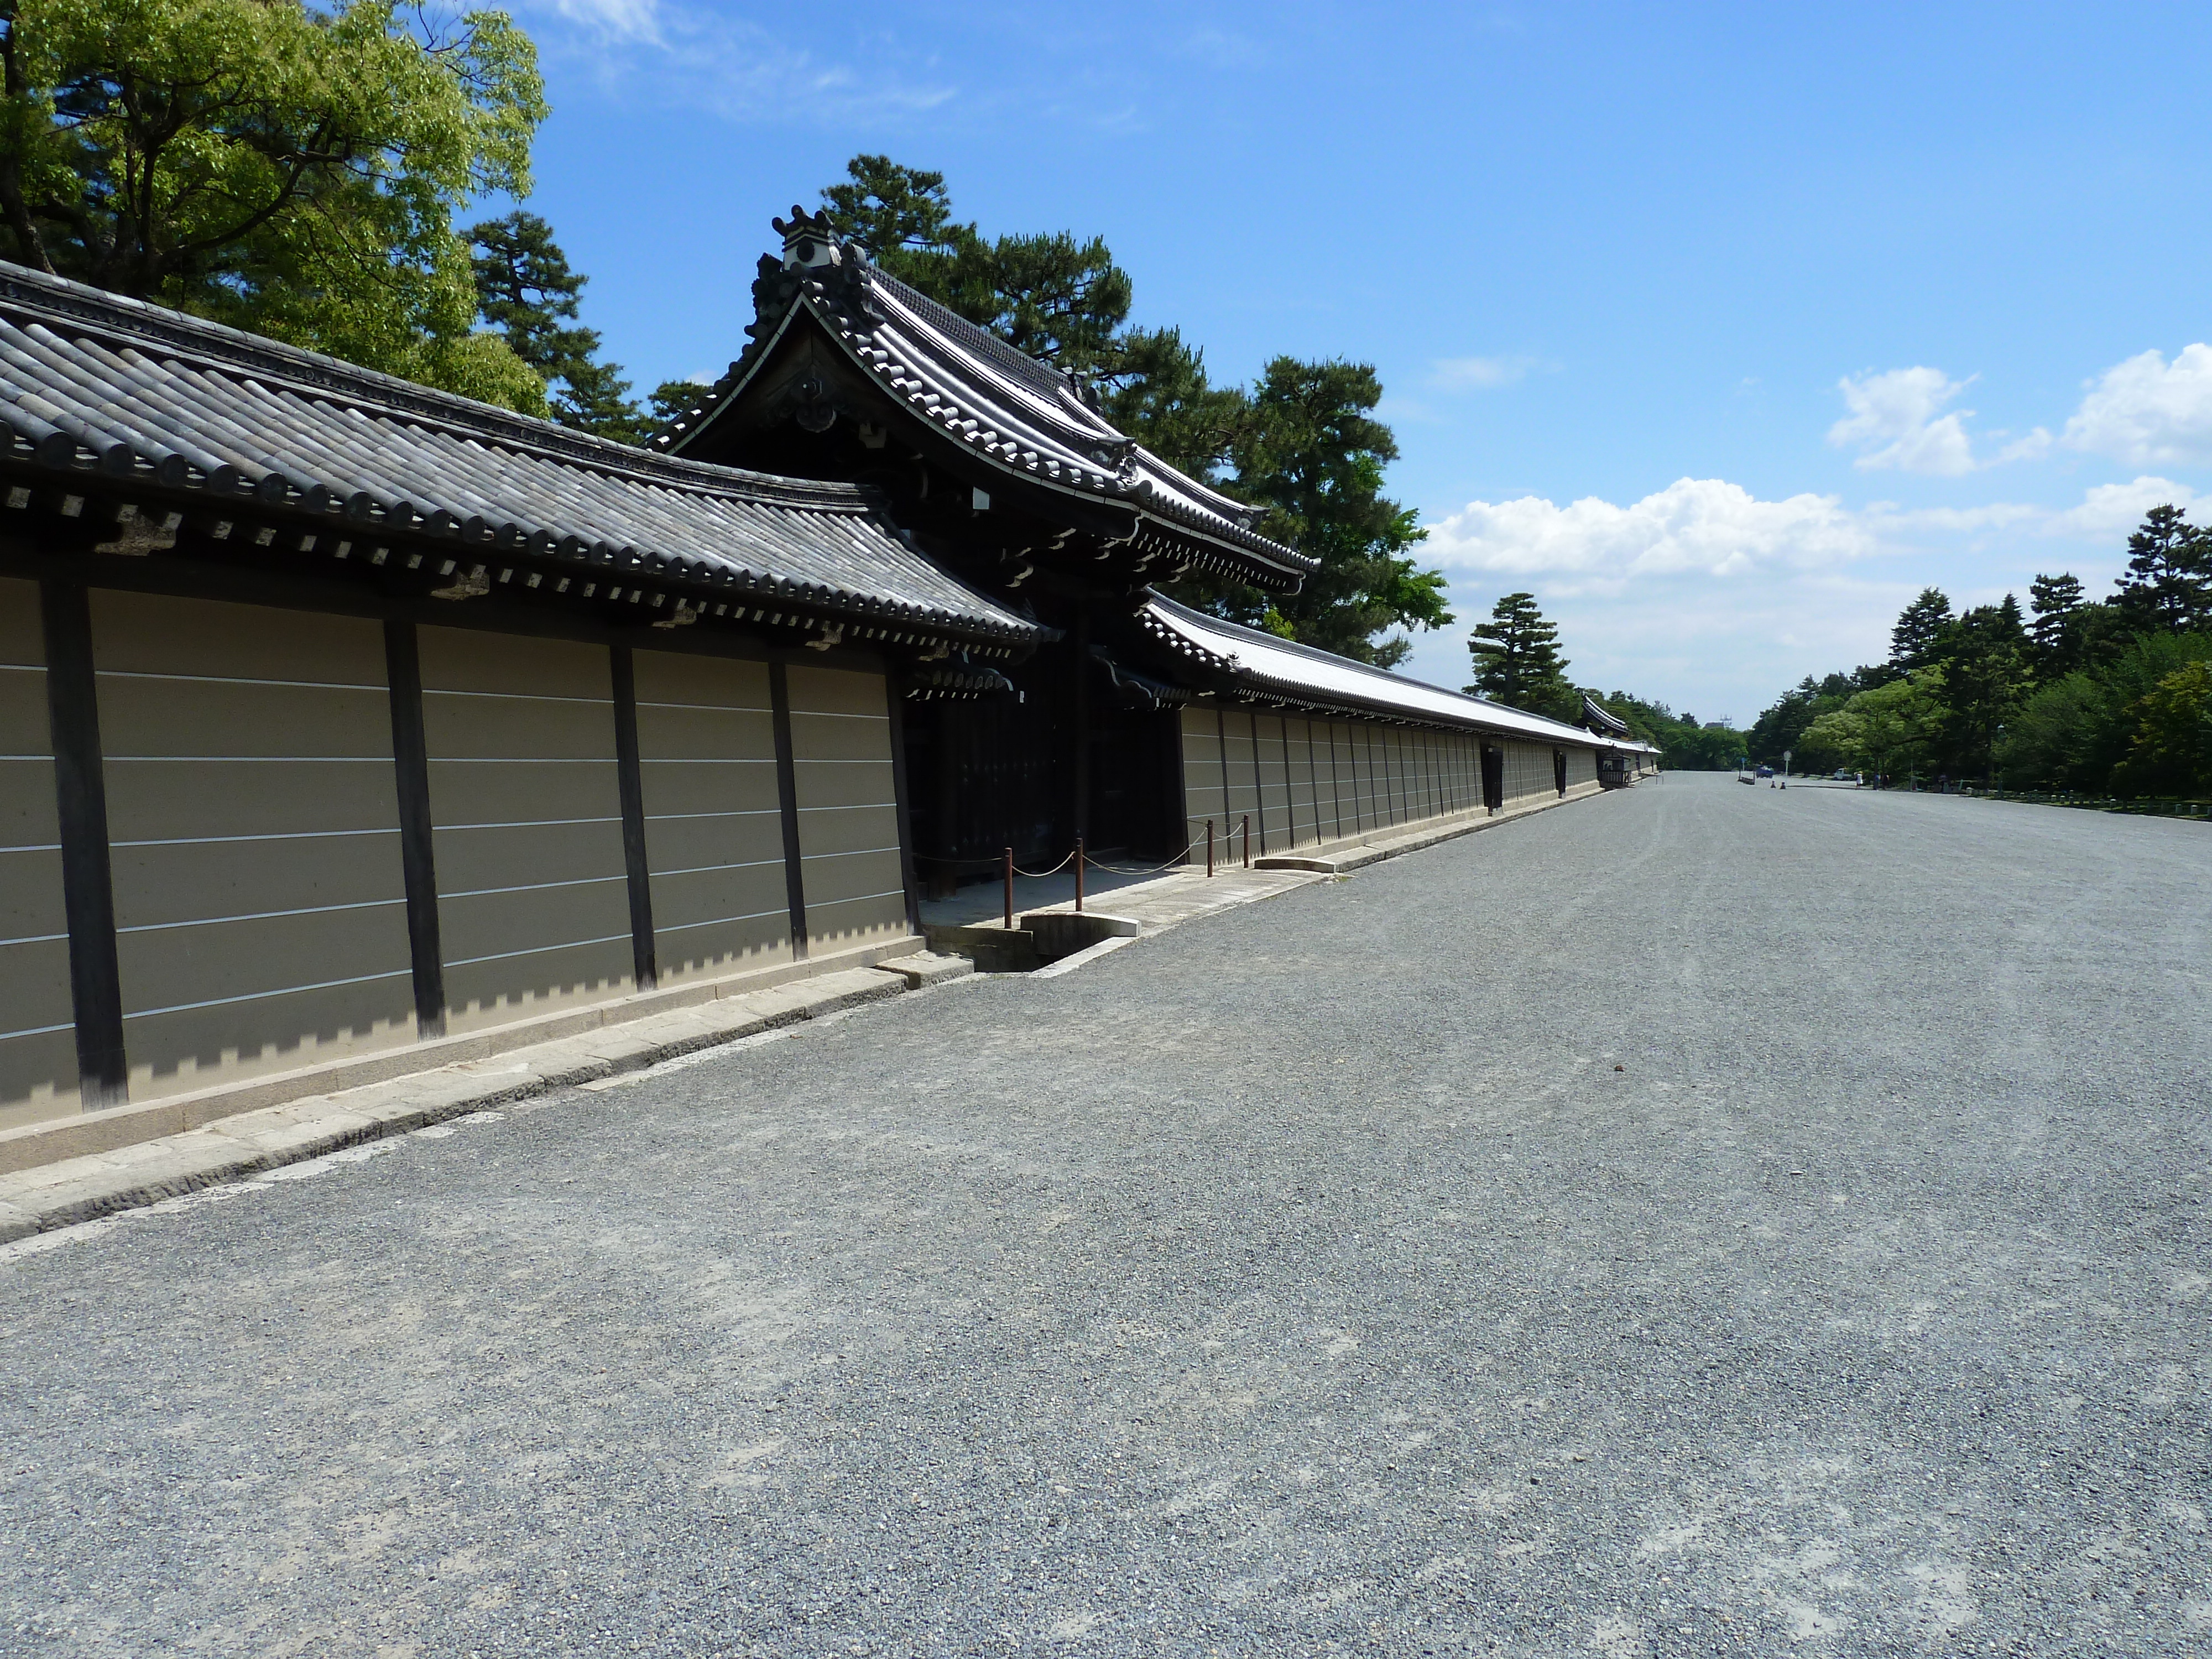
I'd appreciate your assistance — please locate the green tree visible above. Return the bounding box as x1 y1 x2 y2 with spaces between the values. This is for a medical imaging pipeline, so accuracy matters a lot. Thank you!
1933 596 2032 781
646 378 708 425
0 0 548 409
468 211 643 439
2028 572 2085 678
1226 358 1448 666
1467 592 1574 718
2114 504 2212 634
1997 629 2212 793
1100 326 1246 486
1890 587 1954 671
1746 671 1861 768
1802 670 1944 783
2113 659 2212 797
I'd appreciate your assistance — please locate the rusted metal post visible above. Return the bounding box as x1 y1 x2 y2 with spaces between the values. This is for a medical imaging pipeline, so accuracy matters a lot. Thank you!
1241 814 1250 868
1206 819 1214 877
1003 846 1013 930
1075 837 1085 913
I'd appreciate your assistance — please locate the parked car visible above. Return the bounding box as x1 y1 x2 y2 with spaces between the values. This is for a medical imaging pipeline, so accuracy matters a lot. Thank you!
1833 768 1853 781
1755 765 1775 779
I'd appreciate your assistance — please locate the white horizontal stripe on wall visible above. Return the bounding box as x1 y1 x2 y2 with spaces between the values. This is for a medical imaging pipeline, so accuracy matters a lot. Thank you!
653 858 785 878
641 808 781 823
2 1020 76 1041
0 931 68 948
422 687 614 707
122 967 415 1022
796 803 897 814
801 846 904 861
428 816 622 832
657 908 791 935
109 827 399 848
95 669 385 693
444 932 635 971
440 874 628 901
808 889 907 909
115 896 405 934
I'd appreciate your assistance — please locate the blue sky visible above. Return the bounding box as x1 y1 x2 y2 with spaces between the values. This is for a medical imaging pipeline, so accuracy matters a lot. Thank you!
508 0 2212 724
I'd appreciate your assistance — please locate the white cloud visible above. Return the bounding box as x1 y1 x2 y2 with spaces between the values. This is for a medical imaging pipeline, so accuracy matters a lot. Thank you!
1425 477 1878 582
544 0 663 44
515 1 956 123
1431 355 1542 390
1828 367 1979 476
2045 475 2198 538
2060 344 2212 467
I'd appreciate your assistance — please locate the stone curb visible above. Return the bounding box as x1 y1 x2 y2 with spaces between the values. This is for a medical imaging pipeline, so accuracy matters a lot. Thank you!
0 958 971 1244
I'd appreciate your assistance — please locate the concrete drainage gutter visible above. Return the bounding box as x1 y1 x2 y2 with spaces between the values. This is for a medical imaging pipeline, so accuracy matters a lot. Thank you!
1022 911 1141 961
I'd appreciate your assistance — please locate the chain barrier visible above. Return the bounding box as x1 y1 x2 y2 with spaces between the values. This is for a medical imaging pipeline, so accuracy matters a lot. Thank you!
1079 840 1197 876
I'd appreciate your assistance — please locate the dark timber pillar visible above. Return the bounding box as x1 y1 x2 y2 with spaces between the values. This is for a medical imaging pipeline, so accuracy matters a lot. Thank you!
1248 710 1266 854
1072 611 1091 847
609 645 658 992
769 661 809 960
885 681 923 934
40 580 126 1107
382 620 447 1040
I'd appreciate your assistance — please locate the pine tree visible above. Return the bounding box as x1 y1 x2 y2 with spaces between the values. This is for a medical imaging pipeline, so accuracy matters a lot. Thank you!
468 212 644 440
1936 596 2033 780
2115 505 2212 633
2028 572 2085 678
1467 593 1573 718
1891 588 1954 671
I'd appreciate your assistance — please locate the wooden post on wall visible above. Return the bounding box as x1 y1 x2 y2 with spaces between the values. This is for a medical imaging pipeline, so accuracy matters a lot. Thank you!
381 620 447 1040
1072 611 1091 848
884 679 924 935
608 644 658 992
39 579 126 1107
769 661 809 961
1248 709 1266 854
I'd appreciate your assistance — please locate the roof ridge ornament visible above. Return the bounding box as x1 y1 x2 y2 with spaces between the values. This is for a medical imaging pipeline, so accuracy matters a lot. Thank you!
773 205 842 270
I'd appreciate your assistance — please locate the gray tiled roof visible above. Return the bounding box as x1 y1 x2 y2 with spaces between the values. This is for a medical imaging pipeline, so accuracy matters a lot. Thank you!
1137 592 1610 747
651 211 1317 589
0 261 1041 644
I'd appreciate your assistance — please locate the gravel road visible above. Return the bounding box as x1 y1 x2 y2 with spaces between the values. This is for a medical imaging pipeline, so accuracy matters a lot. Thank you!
3 776 2208 1657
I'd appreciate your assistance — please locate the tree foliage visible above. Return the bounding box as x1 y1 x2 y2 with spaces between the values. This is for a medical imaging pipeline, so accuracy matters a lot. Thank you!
1467 592 1575 720
816 155 1449 665
2115 503 2212 633
1753 504 2212 796
469 210 648 439
1583 691 1743 769
0 0 548 409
